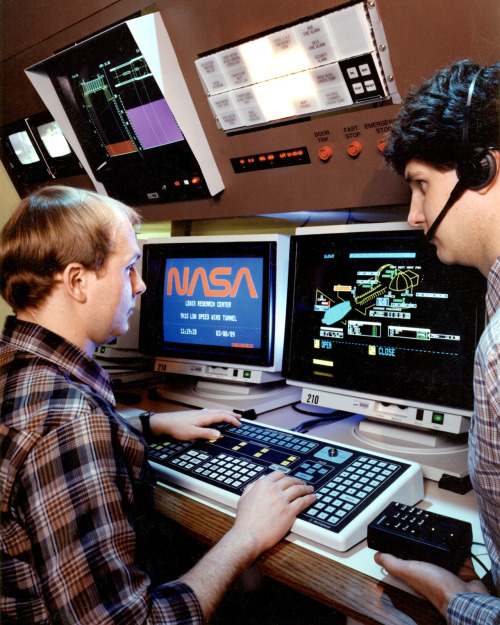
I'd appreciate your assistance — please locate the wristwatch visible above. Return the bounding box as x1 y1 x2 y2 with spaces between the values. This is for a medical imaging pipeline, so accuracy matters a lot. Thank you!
138 411 155 444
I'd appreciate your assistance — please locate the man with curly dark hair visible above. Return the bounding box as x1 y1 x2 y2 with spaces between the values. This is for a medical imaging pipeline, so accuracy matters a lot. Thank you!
375 60 500 624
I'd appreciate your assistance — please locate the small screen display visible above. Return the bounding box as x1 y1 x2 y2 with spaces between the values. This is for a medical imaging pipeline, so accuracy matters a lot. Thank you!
8 131 40 164
37 121 71 158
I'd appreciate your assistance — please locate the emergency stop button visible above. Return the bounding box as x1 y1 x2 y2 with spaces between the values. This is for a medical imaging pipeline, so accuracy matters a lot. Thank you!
318 145 333 161
347 141 362 157
377 137 388 152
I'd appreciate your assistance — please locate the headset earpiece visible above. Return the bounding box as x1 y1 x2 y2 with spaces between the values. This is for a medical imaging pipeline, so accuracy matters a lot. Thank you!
458 148 497 190
426 67 495 241
457 68 498 190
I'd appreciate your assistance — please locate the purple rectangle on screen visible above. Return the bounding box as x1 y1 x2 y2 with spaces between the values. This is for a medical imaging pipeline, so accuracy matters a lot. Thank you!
126 99 183 148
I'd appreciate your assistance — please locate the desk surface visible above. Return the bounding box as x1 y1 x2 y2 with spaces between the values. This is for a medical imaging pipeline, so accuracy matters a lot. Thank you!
118 390 485 625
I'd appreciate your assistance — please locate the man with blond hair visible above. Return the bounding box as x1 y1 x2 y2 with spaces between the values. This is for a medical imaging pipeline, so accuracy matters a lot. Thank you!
0 185 315 624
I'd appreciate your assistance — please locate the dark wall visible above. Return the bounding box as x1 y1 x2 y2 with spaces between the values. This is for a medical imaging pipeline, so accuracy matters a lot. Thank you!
1 0 499 220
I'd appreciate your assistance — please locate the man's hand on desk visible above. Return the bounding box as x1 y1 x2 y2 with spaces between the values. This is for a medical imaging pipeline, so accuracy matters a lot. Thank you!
374 552 489 617
149 408 241 441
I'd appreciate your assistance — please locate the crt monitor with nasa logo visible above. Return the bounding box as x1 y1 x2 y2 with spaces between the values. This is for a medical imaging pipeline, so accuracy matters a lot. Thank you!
139 234 299 413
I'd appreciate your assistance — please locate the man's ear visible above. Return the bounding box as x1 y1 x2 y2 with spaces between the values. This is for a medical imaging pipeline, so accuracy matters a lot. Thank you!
60 263 88 303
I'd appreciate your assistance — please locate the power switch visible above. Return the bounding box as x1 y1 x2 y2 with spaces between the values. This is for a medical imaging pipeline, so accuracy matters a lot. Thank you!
432 412 445 425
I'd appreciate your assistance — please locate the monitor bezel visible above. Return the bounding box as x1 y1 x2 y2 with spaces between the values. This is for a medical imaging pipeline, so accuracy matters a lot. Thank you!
139 235 286 370
32 20 211 204
282 221 486 417
0 111 82 186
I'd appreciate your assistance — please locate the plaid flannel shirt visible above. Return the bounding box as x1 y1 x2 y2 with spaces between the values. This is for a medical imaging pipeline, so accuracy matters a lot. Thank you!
0 316 203 624
447 257 500 625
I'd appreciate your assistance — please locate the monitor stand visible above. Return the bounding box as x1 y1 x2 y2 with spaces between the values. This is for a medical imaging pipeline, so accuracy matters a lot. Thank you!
319 413 469 486
154 375 302 415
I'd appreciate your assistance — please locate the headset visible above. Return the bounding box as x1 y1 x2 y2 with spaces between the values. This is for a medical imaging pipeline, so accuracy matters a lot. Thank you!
456 68 497 190
426 67 497 241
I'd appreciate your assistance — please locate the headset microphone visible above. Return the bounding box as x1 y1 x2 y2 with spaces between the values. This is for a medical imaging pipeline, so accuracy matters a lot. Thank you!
425 179 467 241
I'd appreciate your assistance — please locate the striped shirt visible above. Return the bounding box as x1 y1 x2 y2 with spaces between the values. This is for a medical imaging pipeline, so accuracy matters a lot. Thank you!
448 256 500 625
0 316 203 624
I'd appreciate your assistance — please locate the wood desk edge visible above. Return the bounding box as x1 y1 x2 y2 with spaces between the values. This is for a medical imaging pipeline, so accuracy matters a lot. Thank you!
154 481 443 625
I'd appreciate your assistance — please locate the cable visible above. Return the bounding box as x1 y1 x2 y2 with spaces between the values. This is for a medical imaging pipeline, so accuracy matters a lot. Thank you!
471 553 490 576
291 407 353 433
291 401 338 417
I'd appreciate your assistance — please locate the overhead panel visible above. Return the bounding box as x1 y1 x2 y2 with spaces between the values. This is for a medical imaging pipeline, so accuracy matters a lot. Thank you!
195 2 399 134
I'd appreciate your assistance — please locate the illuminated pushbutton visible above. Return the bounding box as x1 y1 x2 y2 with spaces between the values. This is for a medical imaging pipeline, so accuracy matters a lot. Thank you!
347 141 362 157
318 145 333 161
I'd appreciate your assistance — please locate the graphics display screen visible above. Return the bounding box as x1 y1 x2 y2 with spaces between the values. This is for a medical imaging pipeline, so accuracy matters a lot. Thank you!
67 47 183 158
36 21 211 203
37 121 72 158
283 227 486 411
8 131 40 164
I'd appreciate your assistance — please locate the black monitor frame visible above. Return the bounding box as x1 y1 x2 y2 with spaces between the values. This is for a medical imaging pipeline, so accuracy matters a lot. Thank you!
33 21 212 205
0 110 82 187
283 223 486 414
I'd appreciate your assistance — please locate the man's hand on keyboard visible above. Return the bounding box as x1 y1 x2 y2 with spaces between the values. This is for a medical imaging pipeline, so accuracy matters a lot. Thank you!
150 409 241 441
179 470 315 620
233 470 316 558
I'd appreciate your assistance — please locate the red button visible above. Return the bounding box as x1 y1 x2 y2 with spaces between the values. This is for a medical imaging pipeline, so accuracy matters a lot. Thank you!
347 141 362 157
318 145 333 161
378 137 388 152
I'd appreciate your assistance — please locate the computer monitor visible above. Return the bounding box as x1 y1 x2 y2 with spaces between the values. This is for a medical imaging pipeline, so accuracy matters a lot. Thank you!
7 130 40 165
26 110 83 179
35 121 71 158
282 222 487 481
139 235 300 413
25 13 224 205
1 111 82 187
1 118 46 186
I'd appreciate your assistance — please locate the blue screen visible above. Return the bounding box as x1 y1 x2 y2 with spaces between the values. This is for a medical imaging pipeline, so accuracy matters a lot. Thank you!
162 256 264 349
139 239 276 368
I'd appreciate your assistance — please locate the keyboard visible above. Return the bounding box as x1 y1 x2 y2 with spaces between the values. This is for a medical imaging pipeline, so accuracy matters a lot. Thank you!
148 419 424 551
